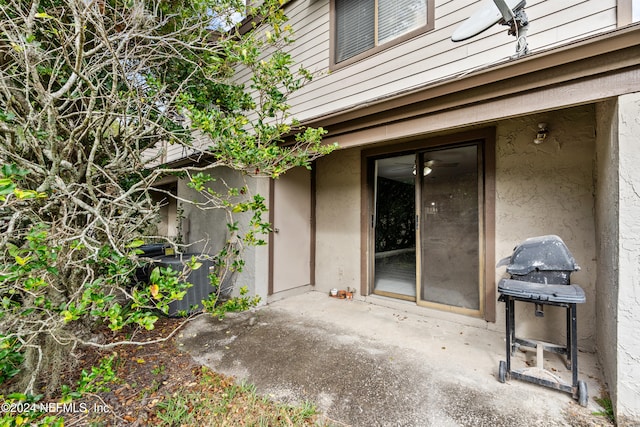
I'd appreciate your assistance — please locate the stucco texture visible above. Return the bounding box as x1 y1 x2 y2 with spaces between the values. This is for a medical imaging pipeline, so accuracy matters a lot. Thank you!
495 106 597 351
177 167 270 300
595 98 620 420
315 148 362 293
314 106 598 353
615 92 640 424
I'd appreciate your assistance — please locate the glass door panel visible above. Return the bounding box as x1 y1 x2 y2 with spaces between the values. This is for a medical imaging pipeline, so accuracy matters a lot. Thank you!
373 155 416 300
419 145 480 310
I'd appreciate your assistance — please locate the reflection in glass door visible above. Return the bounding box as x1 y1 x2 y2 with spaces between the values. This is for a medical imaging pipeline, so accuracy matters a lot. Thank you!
419 145 481 311
372 155 416 300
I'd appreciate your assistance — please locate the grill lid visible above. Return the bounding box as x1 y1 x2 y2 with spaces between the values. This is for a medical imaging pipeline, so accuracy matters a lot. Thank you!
497 235 580 275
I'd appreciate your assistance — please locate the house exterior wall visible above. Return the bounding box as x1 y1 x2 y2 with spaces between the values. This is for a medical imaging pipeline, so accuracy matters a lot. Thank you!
596 93 640 426
150 188 178 239
593 91 640 425
281 0 617 123
315 105 597 350
495 106 596 351
616 92 640 424
177 167 270 300
148 0 639 419
315 148 362 293
595 98 620 420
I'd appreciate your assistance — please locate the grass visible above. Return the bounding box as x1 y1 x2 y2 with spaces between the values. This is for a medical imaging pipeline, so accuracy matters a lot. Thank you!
154 366 324 426
592 396 615 424
151 364 166 376
1 317 331 427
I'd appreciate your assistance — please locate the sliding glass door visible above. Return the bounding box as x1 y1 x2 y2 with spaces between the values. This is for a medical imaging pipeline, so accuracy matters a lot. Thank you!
418 145 481 312
372 154 416 300
371 142 484 315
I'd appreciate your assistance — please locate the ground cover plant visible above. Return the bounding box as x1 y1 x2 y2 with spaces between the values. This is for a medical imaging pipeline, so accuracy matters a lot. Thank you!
2 317 332 426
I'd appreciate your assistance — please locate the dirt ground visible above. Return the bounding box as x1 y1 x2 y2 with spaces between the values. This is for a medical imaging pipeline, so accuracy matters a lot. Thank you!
57 316 206 426
51 315 321 427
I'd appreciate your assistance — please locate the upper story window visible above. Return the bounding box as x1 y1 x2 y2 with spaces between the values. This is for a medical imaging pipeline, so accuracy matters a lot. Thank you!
331 0 434 69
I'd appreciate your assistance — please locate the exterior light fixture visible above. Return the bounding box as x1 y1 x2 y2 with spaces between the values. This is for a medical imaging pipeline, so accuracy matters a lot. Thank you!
533 123 549 144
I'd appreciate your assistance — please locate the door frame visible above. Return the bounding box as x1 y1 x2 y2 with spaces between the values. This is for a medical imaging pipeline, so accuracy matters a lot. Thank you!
371 153 418 302
361 128 496 321
416 143 484 317
268 165 316 296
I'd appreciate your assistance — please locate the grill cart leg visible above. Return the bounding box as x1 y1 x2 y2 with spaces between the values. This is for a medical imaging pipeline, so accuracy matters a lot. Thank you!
499 295 515 383
570 303 577 374
505 296 512 372
569 302 587 406
498 360 507 383
578 380 588 407
509 298 516 354
566 304 572 370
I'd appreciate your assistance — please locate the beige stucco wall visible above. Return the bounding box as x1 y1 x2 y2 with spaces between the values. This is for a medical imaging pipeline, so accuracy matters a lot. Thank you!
614 92 640 424
150 188 178 238
315 105 597 351
315 148 362 293
593 91 640 425
495 107 597 351
177 167 270 300
595 98 620 419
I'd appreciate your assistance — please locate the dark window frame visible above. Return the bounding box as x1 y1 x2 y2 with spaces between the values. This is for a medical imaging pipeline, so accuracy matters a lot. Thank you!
329 0 435 70
360 128 497 322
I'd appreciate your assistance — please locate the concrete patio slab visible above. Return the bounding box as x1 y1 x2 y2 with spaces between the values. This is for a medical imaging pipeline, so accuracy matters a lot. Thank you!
178 291 610 426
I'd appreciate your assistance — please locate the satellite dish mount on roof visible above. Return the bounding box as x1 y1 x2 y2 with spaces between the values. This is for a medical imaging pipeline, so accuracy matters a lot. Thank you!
451 0 529 58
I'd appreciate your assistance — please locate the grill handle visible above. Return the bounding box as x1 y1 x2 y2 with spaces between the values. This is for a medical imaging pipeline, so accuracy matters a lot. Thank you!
496 256 511 268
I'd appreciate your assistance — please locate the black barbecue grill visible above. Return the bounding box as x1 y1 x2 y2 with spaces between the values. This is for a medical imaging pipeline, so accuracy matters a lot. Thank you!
496 235 588 406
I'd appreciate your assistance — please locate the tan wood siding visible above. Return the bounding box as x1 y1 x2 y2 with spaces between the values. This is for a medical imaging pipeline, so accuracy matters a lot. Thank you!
283 0 617 123
160 0 620 165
